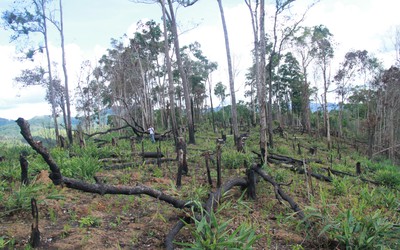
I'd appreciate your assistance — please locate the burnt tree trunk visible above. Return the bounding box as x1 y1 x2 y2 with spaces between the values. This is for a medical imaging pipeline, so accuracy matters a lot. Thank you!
20 153 29 185
203 152 213 186
356 162 362 175
247 168 256 199
216 143 222 188
29 198 40 248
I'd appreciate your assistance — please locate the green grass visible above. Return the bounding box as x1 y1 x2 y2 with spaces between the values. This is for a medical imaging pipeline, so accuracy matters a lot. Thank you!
1 122 399 249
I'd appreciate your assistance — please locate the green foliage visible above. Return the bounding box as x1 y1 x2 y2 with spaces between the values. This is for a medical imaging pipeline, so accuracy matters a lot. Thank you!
375 168 400 188
221 150 252 169
276 145 291 155
2 184 44 216
176 201 262 249
331 177 348 196
0 236 10 248
79 215 102 228
59 155 100 180
320 209 397 249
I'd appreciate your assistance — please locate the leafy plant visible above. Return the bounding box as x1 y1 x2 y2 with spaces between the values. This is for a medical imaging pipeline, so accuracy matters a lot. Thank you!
222 150 252 169
331 177 348 196
176 201 262 249
79 215 102 228
320 209 397 249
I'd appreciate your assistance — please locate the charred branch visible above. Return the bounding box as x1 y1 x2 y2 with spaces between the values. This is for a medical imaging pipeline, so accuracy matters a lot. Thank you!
252 165 305 219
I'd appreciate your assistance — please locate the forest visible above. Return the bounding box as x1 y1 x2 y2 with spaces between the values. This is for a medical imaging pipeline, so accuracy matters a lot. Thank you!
1 0 399 249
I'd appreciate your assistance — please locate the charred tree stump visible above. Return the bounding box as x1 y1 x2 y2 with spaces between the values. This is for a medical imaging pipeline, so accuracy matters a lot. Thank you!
130 136 136 159
111 137 118 147
246 169 256 199
29 198 40 248
20 153 29 185
356 162 362 175
309 147 317 156
157 147 162 168
216 144 222 188
221 131 226 142
141 141 145 162
202 152 213 186
297 143 302 155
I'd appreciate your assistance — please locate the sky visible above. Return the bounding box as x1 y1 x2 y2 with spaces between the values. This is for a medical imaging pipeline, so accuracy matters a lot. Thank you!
0 0 399 120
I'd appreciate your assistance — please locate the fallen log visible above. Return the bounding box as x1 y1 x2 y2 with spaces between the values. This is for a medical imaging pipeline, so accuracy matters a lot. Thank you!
320 167 382 186
139 152 165 159
280 163 332 182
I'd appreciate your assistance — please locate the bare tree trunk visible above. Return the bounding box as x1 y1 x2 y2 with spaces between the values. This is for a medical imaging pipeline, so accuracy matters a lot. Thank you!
167 0 195 144
207 76 216 133
41 0 60 145
245 0 259 128
258 0 268 164
59 0 73 145
301 68 311 133
217 0 239 149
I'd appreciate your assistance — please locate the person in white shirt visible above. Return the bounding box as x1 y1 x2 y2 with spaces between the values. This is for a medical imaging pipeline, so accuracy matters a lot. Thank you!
148 126 155 143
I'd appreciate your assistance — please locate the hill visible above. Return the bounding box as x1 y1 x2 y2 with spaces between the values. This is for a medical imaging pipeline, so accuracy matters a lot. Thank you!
0 115 79 142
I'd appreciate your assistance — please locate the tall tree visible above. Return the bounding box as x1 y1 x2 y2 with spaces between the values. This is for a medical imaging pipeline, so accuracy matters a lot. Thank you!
55 0 73 144
313 25 334 148
160 0 179 146
333 50 368 137
291 26 317 133
166 0 198 144
277 52 304 126
3 0 60 143
217 0 239 150
266 0 311 148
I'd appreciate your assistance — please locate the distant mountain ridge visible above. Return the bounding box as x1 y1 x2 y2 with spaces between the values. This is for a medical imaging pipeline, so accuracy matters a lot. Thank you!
0 115 80 141
0 118 14 126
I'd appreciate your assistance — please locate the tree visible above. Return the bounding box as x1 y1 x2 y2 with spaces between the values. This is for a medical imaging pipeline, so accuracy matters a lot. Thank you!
258 0 268 163
291 26 317 133
52 0 73 145
266 0 312 148
217 0 239 150
381 66 400 161
3 0 60 143
161 0 179 146
214 82 228 125
313 25 334 149
166 0 198 144
180 42 217 123
276 52 304 126
334 50 369 137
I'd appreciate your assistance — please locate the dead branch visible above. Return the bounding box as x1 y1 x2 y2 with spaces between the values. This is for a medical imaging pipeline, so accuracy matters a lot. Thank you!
252 164 305 219
86 124 130 138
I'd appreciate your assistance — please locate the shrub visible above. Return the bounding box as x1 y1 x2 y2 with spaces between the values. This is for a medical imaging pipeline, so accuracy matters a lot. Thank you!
320 209 397 249
375 168 400 188
221 150 252 169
